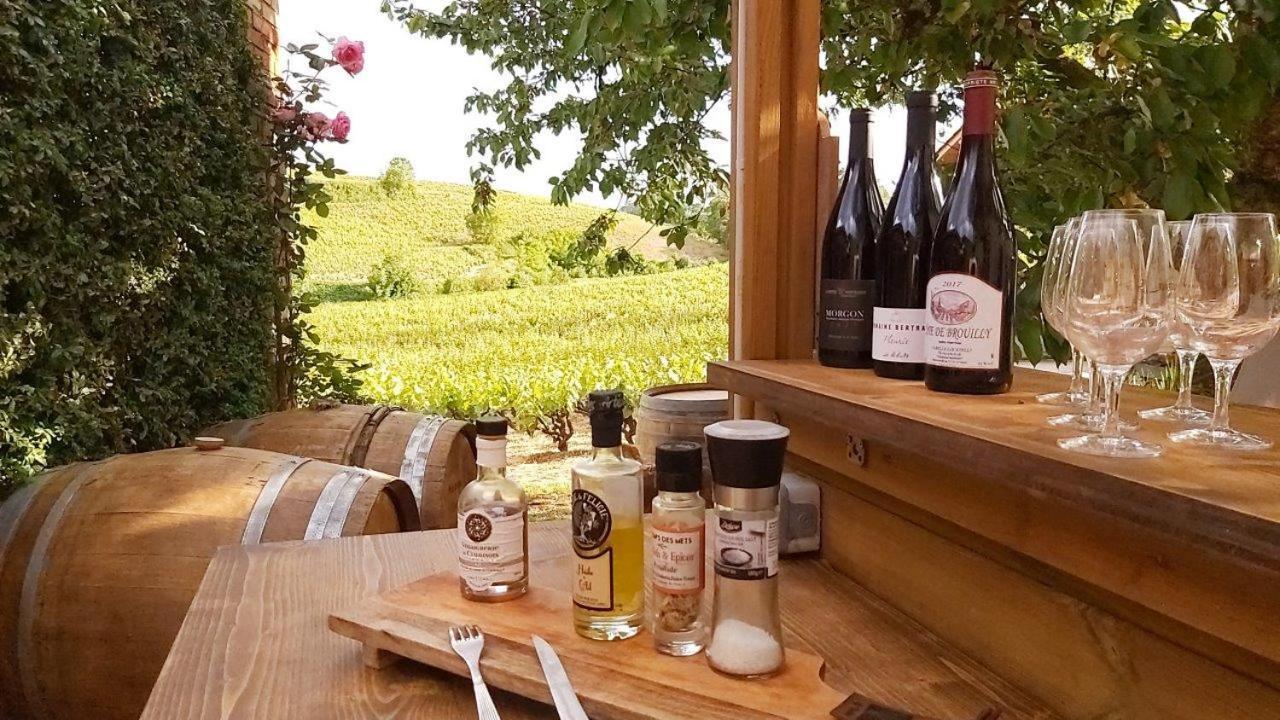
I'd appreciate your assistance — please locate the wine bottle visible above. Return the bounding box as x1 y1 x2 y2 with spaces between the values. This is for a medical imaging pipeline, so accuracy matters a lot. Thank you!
923 69 1015 394
873 91 943 380
818 110 884 369
457 416 529 602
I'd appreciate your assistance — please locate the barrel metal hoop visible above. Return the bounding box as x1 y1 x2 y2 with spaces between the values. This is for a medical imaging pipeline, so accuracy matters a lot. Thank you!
18 468 93 720
398 415 447 507
241 457 312 545
348 405 395 469
305 469 368 540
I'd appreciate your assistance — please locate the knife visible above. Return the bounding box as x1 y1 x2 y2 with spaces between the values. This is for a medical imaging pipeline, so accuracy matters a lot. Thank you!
531 635 590 720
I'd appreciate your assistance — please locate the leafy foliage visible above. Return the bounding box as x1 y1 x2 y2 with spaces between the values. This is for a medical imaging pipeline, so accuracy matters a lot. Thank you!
316 265 729 446
384 0 1280 367
379 156 417 196
368 253 420 298
0 0 276 494
382 0 732 243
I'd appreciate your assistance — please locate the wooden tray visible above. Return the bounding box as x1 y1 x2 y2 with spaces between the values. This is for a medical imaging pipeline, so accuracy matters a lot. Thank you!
328 573 852 720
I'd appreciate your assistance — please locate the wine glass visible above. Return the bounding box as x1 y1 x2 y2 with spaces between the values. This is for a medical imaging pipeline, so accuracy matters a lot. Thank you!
1037 219 1090 406
1048 209 1167 432
1169 213 1280 450
1058 211 1172 457
1138 220 1211 425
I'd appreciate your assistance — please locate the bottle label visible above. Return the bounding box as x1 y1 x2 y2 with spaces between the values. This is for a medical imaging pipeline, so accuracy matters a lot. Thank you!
572 488 615 611
650 524 704 594
872 307 927 363
818 279 875 352
713 515 779 581
924 273 1004 370
457 509 526 592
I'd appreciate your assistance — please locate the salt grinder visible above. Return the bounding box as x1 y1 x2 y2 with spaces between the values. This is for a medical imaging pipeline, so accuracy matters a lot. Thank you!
703 419 789 678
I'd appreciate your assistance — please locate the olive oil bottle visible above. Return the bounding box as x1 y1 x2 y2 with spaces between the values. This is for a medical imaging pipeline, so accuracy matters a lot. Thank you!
571 389 644 640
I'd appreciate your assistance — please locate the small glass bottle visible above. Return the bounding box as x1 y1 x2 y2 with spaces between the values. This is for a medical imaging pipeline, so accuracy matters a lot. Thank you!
572 389 645 641
704 420 789 678
649 441 707 656
457 416 528 602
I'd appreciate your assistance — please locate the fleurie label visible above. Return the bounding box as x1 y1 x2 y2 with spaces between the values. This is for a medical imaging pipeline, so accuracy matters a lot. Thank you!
572 489 615 611
714 515 779 581
818 279 875 352
457 509 526 591
649 525 704 594
872 307 926 363
924 273 1003 370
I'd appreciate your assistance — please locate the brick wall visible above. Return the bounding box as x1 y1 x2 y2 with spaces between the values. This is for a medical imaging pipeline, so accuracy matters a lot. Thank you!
246 0 279 75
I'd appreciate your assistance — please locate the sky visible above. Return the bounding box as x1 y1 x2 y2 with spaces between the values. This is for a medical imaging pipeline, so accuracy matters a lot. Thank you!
277 0 932 208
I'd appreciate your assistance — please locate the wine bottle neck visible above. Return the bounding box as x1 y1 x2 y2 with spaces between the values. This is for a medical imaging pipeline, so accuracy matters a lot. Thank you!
847 110 872 162
904 104 937 152
962 75 998 137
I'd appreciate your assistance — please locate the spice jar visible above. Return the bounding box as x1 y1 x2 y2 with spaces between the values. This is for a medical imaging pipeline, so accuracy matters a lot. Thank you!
648 441 707 656
703 420 789 678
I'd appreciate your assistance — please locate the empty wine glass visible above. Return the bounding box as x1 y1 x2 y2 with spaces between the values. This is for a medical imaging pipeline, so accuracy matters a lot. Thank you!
1139 220 1211 425
1058 211 1172 457
1169 213 1280 450
1037 219 1090 406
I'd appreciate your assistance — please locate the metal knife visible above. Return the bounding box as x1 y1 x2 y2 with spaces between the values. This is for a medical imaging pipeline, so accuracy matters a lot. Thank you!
531 635 590 720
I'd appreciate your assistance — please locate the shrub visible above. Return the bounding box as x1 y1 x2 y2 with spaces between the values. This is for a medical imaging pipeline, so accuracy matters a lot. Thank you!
465 207 500 245
379 157 416 196
0 0 276 494
368 253 419 298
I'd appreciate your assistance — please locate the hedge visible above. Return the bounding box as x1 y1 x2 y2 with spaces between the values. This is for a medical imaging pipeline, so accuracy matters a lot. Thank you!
0 0 276 495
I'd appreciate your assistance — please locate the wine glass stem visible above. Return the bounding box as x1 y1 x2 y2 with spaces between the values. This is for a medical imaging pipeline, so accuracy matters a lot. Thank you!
1174 349 1197 411
1067 347 1087 396
1098 366 1127 440
1207 358 1241 434
1087 360 1102 415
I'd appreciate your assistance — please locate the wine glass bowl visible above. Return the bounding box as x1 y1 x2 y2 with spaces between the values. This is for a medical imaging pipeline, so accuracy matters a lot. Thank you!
1169 213 1280 450
1037 219 1090 406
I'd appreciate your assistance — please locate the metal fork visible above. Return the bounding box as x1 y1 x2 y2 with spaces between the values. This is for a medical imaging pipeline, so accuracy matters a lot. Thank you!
449 624 501 720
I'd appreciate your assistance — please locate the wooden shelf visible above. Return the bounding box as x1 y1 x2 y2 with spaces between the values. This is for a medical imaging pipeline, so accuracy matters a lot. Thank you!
708 359 1280 575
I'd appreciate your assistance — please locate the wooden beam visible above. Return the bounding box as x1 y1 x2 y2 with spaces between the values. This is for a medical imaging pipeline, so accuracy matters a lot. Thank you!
730 0 821 364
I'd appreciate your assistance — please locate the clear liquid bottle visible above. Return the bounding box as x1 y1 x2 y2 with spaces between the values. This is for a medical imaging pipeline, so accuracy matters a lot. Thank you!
457 416 528 602
572 389 645 640
649 441 706 656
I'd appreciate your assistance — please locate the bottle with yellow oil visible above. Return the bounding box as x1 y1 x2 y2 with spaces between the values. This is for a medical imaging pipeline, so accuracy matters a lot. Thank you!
571 389 644 640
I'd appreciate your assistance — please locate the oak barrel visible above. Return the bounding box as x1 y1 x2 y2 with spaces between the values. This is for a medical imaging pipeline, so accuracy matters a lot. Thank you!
204 404 476 529
0 444 420 720
634 383 729 502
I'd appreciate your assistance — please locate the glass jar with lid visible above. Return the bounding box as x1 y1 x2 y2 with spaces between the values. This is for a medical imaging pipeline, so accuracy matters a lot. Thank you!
703 419 789 678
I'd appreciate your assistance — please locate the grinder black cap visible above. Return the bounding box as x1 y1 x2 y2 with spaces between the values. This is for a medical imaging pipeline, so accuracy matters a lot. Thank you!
475 415 508 437
588 389 625 447
704 420 789 490
655 441 703 493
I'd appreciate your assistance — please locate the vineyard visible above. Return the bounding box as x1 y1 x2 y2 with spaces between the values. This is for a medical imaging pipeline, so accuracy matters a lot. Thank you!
304 176 729 448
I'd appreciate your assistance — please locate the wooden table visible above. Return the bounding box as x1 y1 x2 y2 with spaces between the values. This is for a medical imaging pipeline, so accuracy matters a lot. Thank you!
142 522 1058 720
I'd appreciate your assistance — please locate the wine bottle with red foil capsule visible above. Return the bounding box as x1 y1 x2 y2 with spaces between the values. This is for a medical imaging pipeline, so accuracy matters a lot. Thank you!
924 69 1015 394
818 110 883 369
873 91 942 380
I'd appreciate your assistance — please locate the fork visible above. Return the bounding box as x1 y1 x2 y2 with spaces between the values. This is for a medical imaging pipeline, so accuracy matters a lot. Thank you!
449 624 501 720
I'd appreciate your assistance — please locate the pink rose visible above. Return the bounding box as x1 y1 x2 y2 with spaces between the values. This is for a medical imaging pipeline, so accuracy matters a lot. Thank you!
304 111 331 140
329 112 351 142
332 37 365 76
273 104 298 124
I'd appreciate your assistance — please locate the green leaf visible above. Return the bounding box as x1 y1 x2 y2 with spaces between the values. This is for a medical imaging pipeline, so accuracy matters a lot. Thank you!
1201 45 1236 88
1162 170 1201 220
1016 316 1045 366
566 14 589 54
1123 127 1136 154
1062 19 1090 44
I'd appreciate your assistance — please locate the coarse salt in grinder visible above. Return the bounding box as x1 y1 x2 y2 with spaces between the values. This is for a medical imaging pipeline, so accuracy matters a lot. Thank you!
703 419 789 678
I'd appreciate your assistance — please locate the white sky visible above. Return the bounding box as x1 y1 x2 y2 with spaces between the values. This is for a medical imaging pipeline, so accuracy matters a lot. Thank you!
277 0 929 207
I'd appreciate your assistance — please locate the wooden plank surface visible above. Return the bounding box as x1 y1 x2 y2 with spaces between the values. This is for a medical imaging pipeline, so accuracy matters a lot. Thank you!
329 574 848 720
142 522 1058 720
708 359 1280 574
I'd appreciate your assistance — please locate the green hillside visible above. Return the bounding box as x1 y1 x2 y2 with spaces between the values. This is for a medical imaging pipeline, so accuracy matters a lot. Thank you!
302 177 725 293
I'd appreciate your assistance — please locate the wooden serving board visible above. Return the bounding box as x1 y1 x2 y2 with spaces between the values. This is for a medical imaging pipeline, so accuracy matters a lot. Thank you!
328 573 851 720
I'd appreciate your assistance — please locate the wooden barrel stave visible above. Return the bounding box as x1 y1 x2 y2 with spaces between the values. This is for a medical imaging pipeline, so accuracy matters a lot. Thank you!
205 405 477 530
634 383 730 505
0 446 419 720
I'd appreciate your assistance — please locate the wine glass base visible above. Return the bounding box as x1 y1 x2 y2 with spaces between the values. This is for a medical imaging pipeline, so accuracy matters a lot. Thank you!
1058 434 1163 458
1036 391 1089 407
1168 427 1272 451
1137 405 1211 426
1047 412 1138 432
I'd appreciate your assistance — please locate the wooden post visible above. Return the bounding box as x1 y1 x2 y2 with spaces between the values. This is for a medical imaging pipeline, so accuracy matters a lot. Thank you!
729 0 822 365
